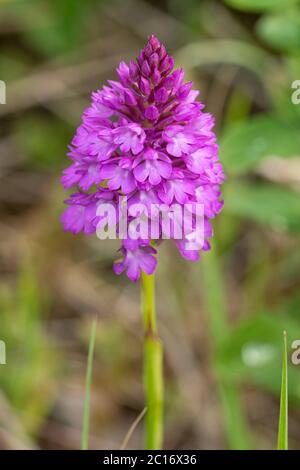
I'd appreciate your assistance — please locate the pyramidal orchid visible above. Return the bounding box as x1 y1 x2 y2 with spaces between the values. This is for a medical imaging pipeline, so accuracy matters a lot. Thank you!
61 36 225 450
61 35 225 283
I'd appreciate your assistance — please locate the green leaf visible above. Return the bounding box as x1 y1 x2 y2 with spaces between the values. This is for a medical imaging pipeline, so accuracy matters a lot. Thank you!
225 181 300 233
277 331 288 450
220 116 300 175
215 313 300 404
257 12 300 52
175 40 277 82
81 319 97 450
224 0 298 12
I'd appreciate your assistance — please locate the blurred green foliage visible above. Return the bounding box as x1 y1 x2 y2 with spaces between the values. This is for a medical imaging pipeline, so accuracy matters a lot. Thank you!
172 0 300 449
14 114 72 169
220 116 300 175
224 0 299 12
0 258 60 434
1 0 300 450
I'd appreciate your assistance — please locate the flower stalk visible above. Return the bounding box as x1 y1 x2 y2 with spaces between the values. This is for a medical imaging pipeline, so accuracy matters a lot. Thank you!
141 272 163 450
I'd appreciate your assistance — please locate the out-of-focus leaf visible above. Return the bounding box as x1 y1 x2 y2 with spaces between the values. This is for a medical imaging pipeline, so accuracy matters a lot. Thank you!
225 181 300 233
216 313 300 403
175 39 278 83
22 0 102 56
257 12 300 52
224 0 298 12
194 0 253 42
15 115 72 169
220 116 300 175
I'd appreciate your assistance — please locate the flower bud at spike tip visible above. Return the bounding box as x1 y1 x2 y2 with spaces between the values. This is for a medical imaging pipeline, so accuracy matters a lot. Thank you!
145 105 159 121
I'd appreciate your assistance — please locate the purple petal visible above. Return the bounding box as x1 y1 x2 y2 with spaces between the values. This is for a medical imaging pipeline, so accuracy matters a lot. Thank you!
126 259 140 282
139 252 157 275
121 172 136 194
133 162 149 182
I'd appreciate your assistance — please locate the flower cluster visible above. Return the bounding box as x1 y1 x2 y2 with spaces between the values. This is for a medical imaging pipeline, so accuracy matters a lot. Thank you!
61 35 225 281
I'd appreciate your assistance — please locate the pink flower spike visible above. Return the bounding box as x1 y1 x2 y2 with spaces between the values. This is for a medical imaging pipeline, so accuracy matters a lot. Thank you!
60 35 225 281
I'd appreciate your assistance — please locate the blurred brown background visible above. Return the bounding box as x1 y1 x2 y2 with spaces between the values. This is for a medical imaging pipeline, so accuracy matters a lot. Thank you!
1 0 300 450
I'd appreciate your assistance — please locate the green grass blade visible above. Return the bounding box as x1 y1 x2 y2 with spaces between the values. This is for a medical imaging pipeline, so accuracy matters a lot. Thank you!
277 331 288 450
81 318 97 450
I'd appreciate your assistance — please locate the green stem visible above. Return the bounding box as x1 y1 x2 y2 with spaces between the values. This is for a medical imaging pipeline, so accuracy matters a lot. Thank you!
141 272 163 450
